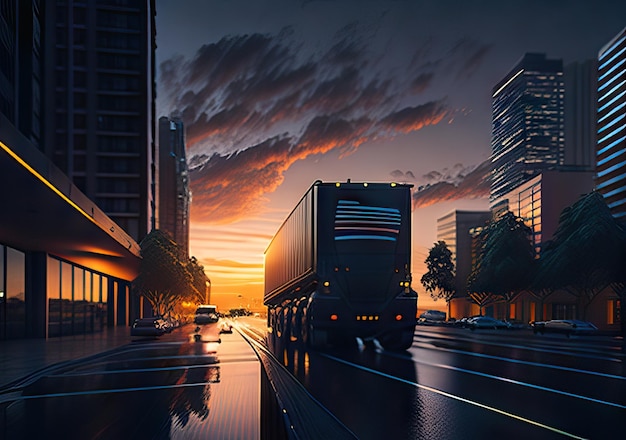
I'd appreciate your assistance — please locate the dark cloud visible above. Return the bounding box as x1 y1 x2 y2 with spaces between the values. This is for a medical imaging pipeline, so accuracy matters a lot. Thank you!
411 72 434 94
379 101 449 134
161 25 484 224
390 170 416 181
412 159 492 208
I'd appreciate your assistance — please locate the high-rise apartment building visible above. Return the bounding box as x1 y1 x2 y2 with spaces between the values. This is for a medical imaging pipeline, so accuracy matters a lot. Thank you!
0 1 43 147
596 26 626 221
491 53 565 204
42 0 157 242
158 116 191 258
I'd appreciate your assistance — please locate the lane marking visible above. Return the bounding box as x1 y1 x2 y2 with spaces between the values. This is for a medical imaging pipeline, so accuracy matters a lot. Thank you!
0 381 217 403
409 354 626 410
320 352 588 439
414 331 624 363
411 341 626 382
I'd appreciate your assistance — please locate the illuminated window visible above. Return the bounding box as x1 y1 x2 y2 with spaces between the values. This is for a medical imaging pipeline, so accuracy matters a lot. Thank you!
607 299 621 325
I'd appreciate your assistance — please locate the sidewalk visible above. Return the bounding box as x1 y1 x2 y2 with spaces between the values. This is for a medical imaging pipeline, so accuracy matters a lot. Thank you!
0 325 134 389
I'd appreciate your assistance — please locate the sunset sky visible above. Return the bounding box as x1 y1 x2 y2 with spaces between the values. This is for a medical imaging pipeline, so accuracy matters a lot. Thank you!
154 0 626 311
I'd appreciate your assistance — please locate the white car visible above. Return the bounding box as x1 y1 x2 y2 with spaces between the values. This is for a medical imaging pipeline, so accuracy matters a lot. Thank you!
467 316 511 330
531 319 597 336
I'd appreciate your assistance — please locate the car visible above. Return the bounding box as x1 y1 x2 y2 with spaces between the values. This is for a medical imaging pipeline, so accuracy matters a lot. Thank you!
130 317 167 337
467 316 511 330
458 315 484 328
154 316 174 333
195 312 219 325
418 310 447 324
531 319 597 337
219 321 233 334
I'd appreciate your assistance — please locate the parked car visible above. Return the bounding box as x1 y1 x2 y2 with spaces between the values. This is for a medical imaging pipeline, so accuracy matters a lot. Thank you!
467 316 511 330
219 321 233 334
531 319 598 336
130 317 167 337
154 316 173 333
418 310 447 324
458 315 484 328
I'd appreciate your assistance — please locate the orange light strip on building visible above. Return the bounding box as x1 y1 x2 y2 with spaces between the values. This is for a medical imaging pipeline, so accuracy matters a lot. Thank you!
0 140 98 227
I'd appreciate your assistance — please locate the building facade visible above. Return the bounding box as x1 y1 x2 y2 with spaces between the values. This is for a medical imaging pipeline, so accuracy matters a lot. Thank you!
42 0 157 242
491 53 565 203
436 211 492 296
596 26 626 221
158 116 190 258
564 60 598 169
0 1 154 339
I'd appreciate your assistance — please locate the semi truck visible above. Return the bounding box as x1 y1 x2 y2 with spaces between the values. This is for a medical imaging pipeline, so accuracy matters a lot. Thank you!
264 180 417 351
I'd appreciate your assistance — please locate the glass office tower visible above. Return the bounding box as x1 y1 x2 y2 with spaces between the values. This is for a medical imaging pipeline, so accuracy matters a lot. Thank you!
596 27 626 221
491 53 565 204
158 116 191 259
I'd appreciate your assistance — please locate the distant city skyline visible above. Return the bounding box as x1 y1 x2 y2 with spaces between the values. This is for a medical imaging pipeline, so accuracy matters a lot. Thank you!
154 1 626 310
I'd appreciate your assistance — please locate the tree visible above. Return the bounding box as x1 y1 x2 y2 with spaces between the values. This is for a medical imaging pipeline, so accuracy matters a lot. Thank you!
421 241 455 317
467 212 535 317
536 192 626 325
133 230 205 318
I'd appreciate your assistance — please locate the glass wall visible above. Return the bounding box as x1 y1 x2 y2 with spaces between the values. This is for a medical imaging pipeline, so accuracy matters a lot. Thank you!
47 255 111 337
5 246 25 338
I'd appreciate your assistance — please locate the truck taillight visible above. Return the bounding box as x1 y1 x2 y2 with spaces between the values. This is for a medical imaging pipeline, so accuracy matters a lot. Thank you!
395 314 403 321
330 314 338 321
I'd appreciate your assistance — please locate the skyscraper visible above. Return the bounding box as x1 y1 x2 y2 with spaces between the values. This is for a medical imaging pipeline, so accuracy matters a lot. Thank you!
491 53 565 204
42 0 157 242
564 60 598 169
158 116 191 258
596 26 626 221
0 1 43 147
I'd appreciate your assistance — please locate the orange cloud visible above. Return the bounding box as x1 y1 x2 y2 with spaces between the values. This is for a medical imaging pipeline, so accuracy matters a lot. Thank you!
412 159 491 208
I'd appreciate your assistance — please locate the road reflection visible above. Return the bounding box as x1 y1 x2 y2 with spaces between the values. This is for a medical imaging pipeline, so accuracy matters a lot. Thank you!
0 328 232 439
266 331 420 439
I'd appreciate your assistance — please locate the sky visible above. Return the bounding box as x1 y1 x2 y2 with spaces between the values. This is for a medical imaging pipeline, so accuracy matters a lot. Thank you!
154 0 626 311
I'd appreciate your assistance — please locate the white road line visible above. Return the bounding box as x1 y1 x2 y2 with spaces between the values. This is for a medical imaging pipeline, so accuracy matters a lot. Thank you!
410 355 626 409
411 341 626 381
0 381 215 403
320 353 588 439
414 331 624 362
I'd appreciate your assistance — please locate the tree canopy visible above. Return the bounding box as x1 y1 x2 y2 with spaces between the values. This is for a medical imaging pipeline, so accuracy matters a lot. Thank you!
535 191 626 321
421 240 456 305
467 211 535 310
133 229 208 318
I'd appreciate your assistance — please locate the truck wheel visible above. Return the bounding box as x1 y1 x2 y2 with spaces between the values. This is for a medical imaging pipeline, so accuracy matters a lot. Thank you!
380 330 414 351
300 309 309 346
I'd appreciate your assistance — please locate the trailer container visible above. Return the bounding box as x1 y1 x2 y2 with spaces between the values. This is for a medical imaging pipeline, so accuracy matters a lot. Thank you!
264 180 417 350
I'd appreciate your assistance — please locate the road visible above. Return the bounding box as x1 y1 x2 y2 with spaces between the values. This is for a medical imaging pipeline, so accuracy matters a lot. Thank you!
237 317 626 440
1 318 624 439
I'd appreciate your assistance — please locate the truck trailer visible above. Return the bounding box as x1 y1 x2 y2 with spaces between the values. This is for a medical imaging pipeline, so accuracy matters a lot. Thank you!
264 180 417 351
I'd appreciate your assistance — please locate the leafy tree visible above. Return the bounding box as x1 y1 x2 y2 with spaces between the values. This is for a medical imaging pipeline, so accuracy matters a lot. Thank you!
188 256 211 304
467 212 535 316
421 241 456 316
536 192 626 325
133 230 206 318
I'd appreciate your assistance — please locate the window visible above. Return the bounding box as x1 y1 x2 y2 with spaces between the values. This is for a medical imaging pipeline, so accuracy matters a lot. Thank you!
607 299 621 325
5 247 25 338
